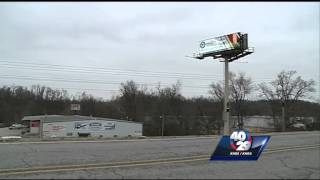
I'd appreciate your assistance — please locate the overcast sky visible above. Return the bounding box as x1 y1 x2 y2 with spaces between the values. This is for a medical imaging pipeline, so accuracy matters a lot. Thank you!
0 2 319 101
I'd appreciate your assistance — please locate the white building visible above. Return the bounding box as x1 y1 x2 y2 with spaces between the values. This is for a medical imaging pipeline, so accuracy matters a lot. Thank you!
22 115 143 138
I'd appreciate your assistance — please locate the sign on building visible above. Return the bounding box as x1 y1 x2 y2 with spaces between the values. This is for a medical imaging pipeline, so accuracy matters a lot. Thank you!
74 121 115 131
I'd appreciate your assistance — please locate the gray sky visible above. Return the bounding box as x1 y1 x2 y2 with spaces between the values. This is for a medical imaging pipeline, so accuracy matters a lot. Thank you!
0 2 319 101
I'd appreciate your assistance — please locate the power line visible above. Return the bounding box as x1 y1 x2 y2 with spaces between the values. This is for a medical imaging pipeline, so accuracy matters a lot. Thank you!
0 60 292 99
0 60 224 79
2 60 314 85
0 60 278 81
0 78 285 99
0 63 223 81
0 74 279 90
0 75 214 89
0 82 211 95
0 64 277 84
0 79 276 98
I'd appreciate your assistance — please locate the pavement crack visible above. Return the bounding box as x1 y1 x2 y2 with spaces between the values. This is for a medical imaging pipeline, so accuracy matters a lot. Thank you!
279 158 318 179
25 144 38 153
110 168 125 179
20 157 32 168
272 173 285 179
302 166 320 171
301 167 319 179
81 150 100 159
83 169 97 179
21 145 33 168
279 158 299 171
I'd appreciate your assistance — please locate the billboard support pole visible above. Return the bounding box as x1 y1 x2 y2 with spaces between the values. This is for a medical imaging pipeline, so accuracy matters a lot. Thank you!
190 32 254 136
223 58 230 135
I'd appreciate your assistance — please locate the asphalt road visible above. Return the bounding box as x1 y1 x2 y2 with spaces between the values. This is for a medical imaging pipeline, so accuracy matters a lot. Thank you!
0 131 319 179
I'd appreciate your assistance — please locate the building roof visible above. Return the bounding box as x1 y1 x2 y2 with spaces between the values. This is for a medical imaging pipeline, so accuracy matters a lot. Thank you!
22 115 143 124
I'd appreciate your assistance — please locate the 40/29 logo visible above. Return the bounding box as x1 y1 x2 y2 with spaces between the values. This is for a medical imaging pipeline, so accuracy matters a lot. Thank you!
230 130 252 151
210 130 270 160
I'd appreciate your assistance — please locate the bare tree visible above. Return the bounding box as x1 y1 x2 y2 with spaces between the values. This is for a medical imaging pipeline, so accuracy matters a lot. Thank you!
119 80 140 121
155 81 184 135
209 72 253 129
259 70 315 131
229 72 253 129
209 82 224 101
208 81 224 134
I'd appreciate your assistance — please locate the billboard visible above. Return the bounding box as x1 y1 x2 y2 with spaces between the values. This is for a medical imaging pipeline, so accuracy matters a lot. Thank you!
198 32 247 56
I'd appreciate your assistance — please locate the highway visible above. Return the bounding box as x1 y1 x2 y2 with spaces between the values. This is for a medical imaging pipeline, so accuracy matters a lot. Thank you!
0 131 319 179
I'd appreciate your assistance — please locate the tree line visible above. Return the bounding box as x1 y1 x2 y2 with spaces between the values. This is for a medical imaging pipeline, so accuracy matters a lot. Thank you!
0 70 319 135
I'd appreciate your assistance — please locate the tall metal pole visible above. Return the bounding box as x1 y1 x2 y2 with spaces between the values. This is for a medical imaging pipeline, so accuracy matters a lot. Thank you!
281 103 285 132
223 58 230 135
161 114 164 136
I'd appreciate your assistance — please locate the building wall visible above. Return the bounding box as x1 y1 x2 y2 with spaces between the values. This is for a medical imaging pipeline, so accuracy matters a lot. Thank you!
42 120 142 138
30 120 40 134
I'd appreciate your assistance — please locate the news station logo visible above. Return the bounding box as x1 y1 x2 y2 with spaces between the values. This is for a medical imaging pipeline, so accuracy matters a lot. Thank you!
210 130 270 161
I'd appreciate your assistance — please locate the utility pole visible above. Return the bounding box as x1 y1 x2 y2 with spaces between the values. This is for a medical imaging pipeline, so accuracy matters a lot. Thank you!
281 102 285 132
161 114 165 136
223 58 230 135
40 114 46 139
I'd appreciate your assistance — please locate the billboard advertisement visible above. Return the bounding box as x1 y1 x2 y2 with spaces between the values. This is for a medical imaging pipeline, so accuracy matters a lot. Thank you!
198 32 245 56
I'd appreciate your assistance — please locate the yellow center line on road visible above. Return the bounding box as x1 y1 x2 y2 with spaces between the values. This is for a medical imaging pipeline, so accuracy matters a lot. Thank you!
0 136 219 145
0 157 210 177
264 145 320 154
0 154 210 173
264 144 320 151
0 144 319 177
